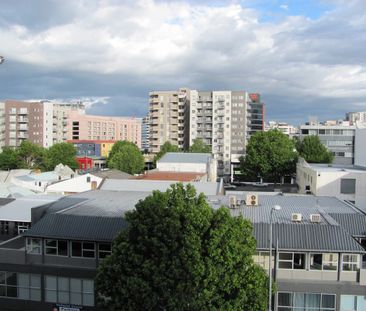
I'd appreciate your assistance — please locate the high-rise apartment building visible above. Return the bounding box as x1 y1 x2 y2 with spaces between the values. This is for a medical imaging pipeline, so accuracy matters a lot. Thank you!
148 88 189 153
141 116 150 152
67 111 142 148
149 89 264 175
2 100 85 149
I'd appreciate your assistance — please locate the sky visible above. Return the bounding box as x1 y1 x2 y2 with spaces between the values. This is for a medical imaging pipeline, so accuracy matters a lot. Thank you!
0 0 365 125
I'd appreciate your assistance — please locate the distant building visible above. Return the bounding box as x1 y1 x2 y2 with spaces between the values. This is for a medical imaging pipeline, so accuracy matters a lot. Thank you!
266 121 299 137
346 111 366 124
141 115 150 152
149 89 265 176
67 111 141 149
299 120 355 165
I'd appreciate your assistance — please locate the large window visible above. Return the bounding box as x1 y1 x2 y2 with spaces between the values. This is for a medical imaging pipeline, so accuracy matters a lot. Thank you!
341 295 366 311
45 275 94 306
44 239 68 256
342 254 359 271
0 271 41 301
71 241 95 258
310 253 338 271
278 292 335 311
278 253 306 270
26 238 42 254
98 243 112 259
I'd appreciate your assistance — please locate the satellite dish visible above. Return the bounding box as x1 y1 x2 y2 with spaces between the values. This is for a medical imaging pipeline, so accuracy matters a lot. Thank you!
0 56 4 64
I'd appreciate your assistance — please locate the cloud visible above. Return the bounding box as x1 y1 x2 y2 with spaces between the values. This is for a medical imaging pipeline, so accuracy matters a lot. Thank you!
280 4 289 10
0 0 366 125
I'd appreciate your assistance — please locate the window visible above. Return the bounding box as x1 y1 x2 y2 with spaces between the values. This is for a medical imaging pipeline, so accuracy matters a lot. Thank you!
340 179 356 194
98 243 112 259
310 253 338 271
45 239 68 256
342 254 359 271
341 295 366 311
45 276 94 306
26 238 42 254
278 252 306 270
0 271 41 301
278 292 335 311
71 241 95 258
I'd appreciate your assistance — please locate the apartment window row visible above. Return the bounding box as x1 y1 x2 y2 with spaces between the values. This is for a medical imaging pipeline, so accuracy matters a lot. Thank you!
0 271 41 301
45 276 94 306
341 295 366 311
301 129 354 136
26 238 111 259
278 292 335 311
255 252 359 271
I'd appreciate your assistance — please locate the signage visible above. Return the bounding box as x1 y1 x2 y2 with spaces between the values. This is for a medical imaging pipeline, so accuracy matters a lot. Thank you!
53 304 83 311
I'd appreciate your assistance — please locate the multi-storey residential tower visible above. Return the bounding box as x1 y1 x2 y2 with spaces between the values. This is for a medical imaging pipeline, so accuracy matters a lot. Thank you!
150 89 264 176
67 111 142 149
346 111 366 124
141 116 150 152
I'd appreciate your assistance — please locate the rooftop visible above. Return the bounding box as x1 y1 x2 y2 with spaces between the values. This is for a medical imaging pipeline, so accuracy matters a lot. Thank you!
133 171 206 182
307 163 366 173
158 152 212 164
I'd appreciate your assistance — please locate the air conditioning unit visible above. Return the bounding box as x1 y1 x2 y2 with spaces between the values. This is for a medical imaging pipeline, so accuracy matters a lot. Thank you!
229 195 237 208
310 214 321 223
246 194 258 206
292 213 302 222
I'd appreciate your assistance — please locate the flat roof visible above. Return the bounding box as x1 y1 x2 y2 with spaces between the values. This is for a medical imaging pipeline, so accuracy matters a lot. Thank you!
158 152 212 164
133 171 206 182
307 163 366 173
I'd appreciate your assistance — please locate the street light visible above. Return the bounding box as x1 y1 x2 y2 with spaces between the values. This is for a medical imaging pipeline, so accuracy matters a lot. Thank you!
268 204 281 311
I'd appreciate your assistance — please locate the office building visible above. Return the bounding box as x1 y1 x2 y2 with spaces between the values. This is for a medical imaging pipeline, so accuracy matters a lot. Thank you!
67 111 141 149
346 111 366 124
149 89 265 176
299 121 355 165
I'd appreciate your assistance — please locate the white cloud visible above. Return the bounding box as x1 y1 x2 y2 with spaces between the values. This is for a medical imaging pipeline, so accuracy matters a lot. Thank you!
280 4 289 10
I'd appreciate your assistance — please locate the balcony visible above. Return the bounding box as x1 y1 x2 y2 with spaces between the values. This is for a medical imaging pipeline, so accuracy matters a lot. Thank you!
18 117 28 123
18 133 29 139
19 124 28 131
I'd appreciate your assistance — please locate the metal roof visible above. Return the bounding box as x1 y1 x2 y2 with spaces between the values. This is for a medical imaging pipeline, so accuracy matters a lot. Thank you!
329 213 366 236
24 214 128 242
101 179 220 195
158 152 212 164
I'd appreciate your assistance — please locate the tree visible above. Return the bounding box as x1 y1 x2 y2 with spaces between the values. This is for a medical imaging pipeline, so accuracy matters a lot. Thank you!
44 142 79 171
189 138 211 153
153 141 179 164
240 130 297 182
296 135 333 163
96 183 269 311
0 147 21 170
107 141 144 174
17 140 45 169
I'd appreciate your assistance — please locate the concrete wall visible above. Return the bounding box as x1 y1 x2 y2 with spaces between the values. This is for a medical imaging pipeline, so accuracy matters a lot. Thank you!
355 125 366 167
157 162 207 173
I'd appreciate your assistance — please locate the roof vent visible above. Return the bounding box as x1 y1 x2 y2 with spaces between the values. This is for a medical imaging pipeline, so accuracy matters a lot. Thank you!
246 194 258 206
229 195 238 208
310 214 321 223
292 213 302 222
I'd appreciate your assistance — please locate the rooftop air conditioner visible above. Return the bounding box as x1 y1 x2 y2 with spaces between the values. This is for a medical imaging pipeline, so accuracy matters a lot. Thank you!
246 194 258 206
310 214 321 223
292 213 302 222
229 195 237 208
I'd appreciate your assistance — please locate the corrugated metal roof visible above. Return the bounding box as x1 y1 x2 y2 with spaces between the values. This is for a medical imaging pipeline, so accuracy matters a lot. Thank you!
158 152 212 164
254 223 365 252
329 213 366 236
101 179 220 195
24 214 128 241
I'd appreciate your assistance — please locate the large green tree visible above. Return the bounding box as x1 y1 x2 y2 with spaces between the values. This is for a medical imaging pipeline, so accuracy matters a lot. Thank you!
17 140 45 169
107 141 144 174
0 147 21 170
153 141 179 164
44 142 79 171
96 183 269 311
189 138 211 153
240 130 297 182
296 135 333 163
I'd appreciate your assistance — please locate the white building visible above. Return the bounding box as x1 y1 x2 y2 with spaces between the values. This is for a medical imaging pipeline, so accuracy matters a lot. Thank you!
266 121 299 137
296 158 366 205
346 111 366 124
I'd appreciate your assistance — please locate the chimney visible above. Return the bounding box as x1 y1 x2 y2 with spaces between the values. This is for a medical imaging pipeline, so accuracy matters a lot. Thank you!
91 181 98 190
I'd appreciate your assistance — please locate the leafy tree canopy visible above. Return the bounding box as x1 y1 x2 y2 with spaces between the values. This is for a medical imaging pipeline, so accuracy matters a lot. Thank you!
107 141 144 174
153 141 179 164
44 142 78 171
96 183 269 311
0 147 21 170
17 140 45 169
240 130 297 182
296 135 334 164
189 138 211 153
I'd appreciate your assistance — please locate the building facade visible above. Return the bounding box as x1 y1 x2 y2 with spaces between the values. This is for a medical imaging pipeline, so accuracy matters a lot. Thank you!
346 111 366 124
266 121 299 137
149 89 265 176
299 122 355 165
67 111 141 149
141 115 150 152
